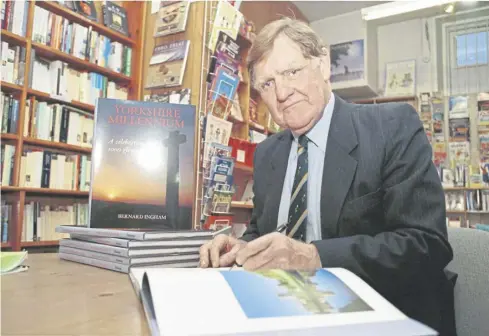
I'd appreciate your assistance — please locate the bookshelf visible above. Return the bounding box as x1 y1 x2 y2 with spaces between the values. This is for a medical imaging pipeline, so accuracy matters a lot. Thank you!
1 1 147 251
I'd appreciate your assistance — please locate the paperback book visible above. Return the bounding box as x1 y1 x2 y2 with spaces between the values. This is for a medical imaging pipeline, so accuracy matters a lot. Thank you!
89 98 196 230
129 267 438 336
153 1 190 37
145 40 190 89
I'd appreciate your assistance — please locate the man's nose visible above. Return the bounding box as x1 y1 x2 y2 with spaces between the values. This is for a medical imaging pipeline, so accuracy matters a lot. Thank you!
275 79 293 102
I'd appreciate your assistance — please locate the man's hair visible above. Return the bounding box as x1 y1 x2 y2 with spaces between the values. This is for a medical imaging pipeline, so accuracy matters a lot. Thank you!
247 17 328 87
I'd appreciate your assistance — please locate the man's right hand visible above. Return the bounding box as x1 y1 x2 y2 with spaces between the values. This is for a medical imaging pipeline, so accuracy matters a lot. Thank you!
199 234 247 268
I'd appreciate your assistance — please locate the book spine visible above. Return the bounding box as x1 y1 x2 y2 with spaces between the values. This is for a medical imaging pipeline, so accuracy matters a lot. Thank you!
40 151 51 188
58 252 129 273
59 238 130 257
60 246 130 265
55 225 146 240
69 233 130 248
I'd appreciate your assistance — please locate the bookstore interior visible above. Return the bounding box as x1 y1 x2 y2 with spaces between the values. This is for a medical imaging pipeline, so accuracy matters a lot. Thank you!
1 0 489 335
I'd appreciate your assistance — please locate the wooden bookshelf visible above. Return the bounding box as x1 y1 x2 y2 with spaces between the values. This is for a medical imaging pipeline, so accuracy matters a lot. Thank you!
235 162 253 173
31 42 132 84
0 29 27 45
353 95 418 104
1 133 19 141
0 186 88 196
1 1 146 251
231 201 253 209
35 1 136 46
23 138 92 154
27 89 95 113
1 81 24 94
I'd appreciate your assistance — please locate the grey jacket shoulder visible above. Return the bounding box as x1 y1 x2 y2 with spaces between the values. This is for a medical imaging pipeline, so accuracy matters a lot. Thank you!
346 100 424 144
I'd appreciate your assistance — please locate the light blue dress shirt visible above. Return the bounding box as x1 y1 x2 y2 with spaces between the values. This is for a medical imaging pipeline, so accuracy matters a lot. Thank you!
277 93 335 242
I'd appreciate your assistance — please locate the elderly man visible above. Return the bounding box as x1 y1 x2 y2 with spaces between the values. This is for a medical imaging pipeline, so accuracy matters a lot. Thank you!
200 18 456 336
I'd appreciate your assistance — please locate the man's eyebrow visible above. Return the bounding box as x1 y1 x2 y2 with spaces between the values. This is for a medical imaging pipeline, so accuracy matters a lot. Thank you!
256 62 305 84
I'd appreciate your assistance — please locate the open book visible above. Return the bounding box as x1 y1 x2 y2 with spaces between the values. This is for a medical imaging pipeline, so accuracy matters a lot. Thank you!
129 267 437 336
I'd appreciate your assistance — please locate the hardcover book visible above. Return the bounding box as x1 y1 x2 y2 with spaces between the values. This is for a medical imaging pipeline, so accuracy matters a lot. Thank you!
129 267 438 335
89 98 196 230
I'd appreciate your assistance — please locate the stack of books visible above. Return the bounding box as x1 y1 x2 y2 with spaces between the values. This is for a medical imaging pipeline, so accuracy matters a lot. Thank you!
54 225 230 273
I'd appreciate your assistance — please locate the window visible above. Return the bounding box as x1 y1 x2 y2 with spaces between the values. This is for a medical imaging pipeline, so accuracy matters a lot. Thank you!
455 31 488 67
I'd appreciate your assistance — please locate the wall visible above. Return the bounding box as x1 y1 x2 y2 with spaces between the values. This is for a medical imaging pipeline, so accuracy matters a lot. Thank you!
311 10 439 96
240 1 308 31
313 7 489 98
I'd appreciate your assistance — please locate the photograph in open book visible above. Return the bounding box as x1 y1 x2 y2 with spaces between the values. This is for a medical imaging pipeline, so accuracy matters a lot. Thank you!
220 269 373 319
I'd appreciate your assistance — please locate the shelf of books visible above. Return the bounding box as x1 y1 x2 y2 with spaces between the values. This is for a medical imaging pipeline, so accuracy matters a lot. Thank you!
352 92 489 232
1 0 146 251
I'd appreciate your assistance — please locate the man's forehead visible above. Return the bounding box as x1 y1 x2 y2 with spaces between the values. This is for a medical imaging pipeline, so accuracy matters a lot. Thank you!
255 38 306 77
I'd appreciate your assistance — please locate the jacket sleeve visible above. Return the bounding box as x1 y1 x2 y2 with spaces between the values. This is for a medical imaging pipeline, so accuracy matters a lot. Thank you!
310 103 453 296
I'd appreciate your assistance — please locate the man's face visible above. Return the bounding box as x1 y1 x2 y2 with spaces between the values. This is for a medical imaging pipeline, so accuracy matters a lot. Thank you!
253 34 331 136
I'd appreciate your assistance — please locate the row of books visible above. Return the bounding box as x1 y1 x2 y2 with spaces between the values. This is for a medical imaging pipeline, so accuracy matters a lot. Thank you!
1 0 29 37
24 100 94 148
60 0 130 37
1 144 15 187
22 201 88 242
33 5 132 75
445 189 489 212
20 150 91 191
54 225 231 273
1 93 19 134
0 201 11 243
1 42 26 85
29 52 128 105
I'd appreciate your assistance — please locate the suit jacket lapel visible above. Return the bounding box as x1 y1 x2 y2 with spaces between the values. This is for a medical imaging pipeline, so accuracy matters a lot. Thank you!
265 130 292 234
321 95 358 238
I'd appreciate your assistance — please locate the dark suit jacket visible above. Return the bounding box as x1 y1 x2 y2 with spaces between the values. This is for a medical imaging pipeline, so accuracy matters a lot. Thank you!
240 94 457 336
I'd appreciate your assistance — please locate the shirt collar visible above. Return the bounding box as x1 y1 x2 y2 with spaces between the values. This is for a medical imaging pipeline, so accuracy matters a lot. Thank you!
292 93 335 153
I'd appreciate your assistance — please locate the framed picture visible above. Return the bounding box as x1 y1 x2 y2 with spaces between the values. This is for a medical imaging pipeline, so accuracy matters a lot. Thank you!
330 39 365 83
384 60 416 96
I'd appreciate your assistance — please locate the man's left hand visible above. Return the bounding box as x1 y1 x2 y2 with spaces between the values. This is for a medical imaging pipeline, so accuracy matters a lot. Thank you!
235 232 322 270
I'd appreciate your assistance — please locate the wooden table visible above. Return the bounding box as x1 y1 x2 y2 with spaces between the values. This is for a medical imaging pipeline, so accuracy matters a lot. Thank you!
1 253 150 335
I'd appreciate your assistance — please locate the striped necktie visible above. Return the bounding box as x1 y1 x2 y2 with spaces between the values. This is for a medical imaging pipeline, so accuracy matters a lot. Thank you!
286 134 308 241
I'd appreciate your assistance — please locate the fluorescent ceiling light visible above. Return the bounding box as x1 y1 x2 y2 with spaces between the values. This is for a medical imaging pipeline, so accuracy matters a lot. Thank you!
361 0 456 21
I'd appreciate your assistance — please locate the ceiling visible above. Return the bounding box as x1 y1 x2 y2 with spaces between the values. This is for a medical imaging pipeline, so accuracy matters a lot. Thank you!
291 1 391 22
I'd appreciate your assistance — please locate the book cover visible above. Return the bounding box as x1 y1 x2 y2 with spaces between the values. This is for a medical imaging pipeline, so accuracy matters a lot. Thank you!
73 1 98 22
103 1 129 36
89 98 196 230
145 40 190 89
153 1 190 37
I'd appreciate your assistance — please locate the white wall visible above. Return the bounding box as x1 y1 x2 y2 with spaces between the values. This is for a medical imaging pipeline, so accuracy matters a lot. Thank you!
311 10 365 46
311 10 439 96
377 18 438 95
311 8 489 97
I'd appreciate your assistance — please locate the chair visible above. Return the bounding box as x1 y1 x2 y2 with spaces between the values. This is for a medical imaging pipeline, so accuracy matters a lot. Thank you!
446 227 489 336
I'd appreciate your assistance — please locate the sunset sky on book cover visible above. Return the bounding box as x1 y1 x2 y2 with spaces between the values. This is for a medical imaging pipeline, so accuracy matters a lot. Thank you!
89 98 196 230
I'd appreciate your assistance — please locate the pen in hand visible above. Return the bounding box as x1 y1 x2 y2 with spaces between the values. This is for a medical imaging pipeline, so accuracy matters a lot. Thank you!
230 223 288 269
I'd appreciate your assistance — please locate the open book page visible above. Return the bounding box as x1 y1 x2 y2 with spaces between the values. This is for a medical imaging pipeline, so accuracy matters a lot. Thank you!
133 267 437 336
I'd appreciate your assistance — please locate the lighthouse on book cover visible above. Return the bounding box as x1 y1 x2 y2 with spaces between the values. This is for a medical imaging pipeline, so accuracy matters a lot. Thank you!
88 98 196 230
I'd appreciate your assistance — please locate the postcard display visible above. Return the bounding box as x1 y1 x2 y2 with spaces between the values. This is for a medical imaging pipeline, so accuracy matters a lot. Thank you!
199 1 255 230
417 92 489 228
